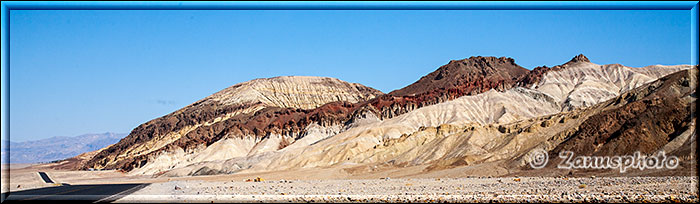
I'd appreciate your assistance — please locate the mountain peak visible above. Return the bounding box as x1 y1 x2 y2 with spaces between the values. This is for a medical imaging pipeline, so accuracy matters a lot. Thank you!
568 54 590 63
390 56 528 96
450 56 518 67
200 76 383 110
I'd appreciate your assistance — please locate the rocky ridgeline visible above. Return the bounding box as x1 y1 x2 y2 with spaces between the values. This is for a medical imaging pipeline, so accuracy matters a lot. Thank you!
81 56 545 172
82 76 383 171
77 54 694 176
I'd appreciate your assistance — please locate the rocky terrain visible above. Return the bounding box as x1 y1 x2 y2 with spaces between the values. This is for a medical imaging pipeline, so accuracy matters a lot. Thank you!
79 76 383 172
545 68 696 165
5 163 696 202
65 54 694 180
153 56 693 177
1 132 126 164
389 56 529 96
117 177 699 203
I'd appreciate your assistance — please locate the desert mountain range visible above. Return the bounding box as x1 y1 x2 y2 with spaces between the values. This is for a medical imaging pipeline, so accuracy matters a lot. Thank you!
2 132 126 164
49 54 695 177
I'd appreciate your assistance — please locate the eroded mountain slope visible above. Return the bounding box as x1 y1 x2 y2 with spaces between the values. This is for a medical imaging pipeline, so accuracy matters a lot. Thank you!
390 56 529 96
545 67 697 164
81 76 383 171
80 56 540 173
156 59 692 177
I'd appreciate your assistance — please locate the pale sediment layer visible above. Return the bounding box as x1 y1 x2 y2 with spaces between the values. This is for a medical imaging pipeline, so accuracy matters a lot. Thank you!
158 63 692 176
203 76 382 110
83 76 383 171
81 55 693 178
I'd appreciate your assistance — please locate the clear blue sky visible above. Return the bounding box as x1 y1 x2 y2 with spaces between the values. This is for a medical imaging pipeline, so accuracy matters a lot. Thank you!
7 9 693 142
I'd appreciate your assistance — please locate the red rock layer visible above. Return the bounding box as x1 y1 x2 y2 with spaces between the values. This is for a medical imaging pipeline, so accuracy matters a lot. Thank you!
81 55 590 172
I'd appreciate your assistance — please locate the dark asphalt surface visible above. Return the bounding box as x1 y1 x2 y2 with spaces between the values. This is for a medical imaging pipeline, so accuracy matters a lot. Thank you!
1 183 148 202
37 172 53 184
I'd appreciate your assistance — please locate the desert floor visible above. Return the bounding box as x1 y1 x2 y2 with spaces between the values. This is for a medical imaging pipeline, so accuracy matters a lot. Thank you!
117 176 698 203
2 163 698 203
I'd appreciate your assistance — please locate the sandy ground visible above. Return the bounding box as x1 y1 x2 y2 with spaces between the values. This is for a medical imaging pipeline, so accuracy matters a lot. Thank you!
117 177 699 203
2 163 57 193
3 163 698 202
1 163 155 193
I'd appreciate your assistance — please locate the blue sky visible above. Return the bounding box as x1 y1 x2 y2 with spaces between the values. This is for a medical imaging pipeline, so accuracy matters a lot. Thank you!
6 9 694 142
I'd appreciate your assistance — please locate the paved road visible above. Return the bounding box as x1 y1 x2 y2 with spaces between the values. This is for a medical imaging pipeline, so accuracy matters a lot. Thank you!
37 172 54 184
1 183 148 202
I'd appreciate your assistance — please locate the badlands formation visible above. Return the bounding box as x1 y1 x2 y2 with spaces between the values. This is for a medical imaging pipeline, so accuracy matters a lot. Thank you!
80 76 383 172
70 54 695 178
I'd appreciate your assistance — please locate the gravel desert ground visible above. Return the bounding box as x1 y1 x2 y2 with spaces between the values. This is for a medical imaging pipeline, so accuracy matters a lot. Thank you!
116 177 698 203
4 164 699 203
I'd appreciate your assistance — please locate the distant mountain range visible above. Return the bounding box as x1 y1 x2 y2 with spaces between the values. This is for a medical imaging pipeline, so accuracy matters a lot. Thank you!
1 132 126 164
